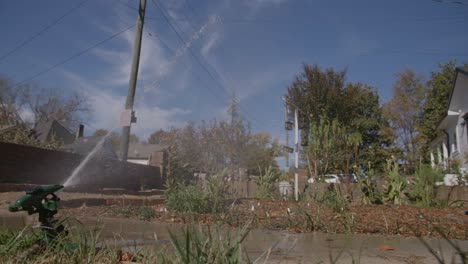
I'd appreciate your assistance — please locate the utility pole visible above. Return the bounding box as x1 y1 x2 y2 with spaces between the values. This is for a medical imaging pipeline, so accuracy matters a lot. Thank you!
284 102 289 169
120 0 146 161
294 108 299 201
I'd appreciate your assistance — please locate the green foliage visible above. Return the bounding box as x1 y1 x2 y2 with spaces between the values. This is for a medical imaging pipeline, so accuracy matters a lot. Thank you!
166 183 208 214
382 69 427 169
383 161 406 205
420 61 466 150
139 206 156 221
359 177 383 205
319 184 349 213
357 164 383 205
306 116 362 176
253 166 281 199
407 165 443 207
286 64 393 174
160 225 250 264
165 172 227 214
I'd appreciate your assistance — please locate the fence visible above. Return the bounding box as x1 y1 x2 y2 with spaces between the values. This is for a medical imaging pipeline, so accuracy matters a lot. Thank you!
0 142 164 191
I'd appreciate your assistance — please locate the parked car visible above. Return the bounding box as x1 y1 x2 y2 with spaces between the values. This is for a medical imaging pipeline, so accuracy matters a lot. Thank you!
339 174 358 183
323 174 340 183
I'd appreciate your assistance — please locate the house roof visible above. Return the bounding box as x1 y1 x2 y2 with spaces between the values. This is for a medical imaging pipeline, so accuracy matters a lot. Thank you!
124 143 168 159
64 135 118 160
446 67 468 113
33 119 75 144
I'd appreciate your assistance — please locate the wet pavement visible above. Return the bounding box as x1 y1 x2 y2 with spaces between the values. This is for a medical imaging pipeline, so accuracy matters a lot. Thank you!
2 211 466 264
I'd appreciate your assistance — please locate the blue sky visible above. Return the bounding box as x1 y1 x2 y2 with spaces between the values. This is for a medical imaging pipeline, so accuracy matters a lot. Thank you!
0 0 467 146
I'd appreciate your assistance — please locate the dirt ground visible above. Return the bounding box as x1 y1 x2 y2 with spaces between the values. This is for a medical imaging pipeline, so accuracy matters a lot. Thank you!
59 199 468 240
1 191 467 240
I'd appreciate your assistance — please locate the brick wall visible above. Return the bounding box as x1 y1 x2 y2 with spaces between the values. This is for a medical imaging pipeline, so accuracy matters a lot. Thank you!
0 142 164 191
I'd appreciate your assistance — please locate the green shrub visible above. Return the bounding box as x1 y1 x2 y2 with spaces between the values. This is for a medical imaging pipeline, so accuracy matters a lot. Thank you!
159 225 250 264
253 166 280 200
139 206 156 221
407 165 443 207
383 161 406 205
320 184 349 213
165 172 227 214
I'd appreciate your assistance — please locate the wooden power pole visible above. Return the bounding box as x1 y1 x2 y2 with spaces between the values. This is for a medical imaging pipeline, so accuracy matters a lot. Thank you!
120 0 146 161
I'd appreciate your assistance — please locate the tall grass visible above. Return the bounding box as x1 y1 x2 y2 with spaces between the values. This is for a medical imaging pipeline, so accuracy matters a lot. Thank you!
0 219 252 264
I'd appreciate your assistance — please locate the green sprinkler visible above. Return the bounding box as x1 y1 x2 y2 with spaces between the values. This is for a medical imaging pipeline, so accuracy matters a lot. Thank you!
9 185 66 244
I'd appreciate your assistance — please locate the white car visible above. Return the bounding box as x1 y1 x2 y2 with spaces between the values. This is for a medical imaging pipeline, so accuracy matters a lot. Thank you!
323 174 340 183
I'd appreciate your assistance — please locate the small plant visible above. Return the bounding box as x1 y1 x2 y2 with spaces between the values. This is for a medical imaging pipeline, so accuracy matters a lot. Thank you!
253 166 281 200
165 171 228 214
159 224 251 264
383 161 406 205
357 165 382 205
320 184 349 213
166 183 208 214
139 206 156 221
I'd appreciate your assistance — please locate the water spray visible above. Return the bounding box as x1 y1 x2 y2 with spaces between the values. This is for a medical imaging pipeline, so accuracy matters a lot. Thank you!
63 130 114 187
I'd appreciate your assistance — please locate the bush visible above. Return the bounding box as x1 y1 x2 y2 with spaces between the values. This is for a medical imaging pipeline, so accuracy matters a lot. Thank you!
165 172 227 214
319 184 349 213
253 166 280 200
407 165 443 207
383 161 406 205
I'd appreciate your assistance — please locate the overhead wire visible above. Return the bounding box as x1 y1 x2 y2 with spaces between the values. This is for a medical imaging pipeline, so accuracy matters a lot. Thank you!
0 0 91 64
150 0 276 131
149 0 226 102
432 0 468 5
12 24 136 89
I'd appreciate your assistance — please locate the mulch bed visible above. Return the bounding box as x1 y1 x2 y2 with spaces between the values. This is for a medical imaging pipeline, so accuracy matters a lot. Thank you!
63 199 468 240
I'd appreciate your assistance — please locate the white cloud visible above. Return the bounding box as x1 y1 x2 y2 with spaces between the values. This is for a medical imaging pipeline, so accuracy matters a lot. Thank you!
61 70 190 139
92 28 171 91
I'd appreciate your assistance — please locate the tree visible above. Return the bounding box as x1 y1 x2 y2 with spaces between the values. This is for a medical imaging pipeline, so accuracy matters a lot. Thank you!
0 75 24 126
148 129 176 145
286 64 392 173
0 75 90 131
167 95 279 180
382 69 427 169
419 60 468 161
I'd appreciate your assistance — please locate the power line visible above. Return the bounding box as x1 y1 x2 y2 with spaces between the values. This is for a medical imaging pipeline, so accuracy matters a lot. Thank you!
151 0 269 130
150 0 226 101
12 24 136 89
432 0 468 5
158 1 275 130
0 0 91 64
150 0 278 131
358 49 468 57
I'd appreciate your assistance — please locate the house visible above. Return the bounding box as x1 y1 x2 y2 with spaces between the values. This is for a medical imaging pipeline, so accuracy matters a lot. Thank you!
33 119 75 145
62 125 118 160
113 142 168 178
430 67 468 173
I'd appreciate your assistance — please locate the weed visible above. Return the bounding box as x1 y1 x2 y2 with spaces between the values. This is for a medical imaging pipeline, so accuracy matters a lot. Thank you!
165 171 228 214
139 206 156 221
159 224 251 264
253 166 281 200
383 161 406 205
320 184 349 213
